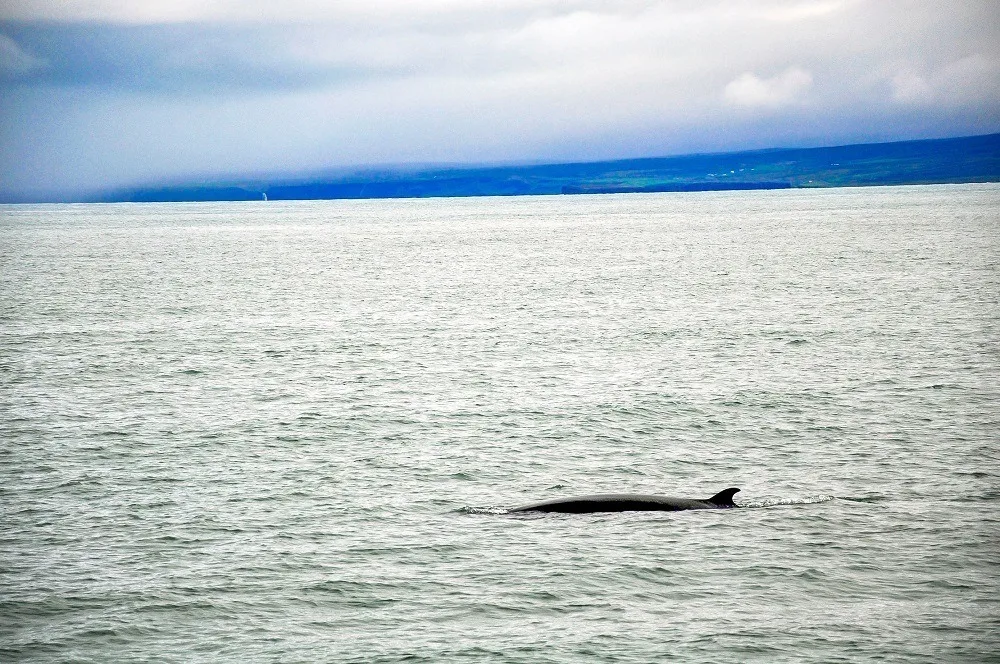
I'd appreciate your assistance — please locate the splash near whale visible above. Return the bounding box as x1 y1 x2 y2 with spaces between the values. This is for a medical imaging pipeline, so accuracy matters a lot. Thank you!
509 488 741 514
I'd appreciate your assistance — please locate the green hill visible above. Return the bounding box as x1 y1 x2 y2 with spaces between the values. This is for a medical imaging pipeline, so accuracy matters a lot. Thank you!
93 132 1000 203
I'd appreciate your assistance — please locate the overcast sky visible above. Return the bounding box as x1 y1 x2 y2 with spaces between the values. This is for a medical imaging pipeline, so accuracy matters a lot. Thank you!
1 0 998 196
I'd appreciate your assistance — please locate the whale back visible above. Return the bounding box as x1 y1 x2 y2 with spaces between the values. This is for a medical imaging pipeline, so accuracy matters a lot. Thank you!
509 488 742 513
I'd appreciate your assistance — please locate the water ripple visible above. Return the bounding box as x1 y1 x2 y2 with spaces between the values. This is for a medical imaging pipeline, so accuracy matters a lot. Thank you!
2 186 998 662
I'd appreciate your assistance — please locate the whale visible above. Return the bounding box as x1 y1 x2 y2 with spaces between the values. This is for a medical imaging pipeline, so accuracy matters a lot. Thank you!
509 488 740 514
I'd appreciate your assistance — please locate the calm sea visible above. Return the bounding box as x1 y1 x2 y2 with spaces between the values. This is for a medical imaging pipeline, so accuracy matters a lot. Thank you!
1 185 998 662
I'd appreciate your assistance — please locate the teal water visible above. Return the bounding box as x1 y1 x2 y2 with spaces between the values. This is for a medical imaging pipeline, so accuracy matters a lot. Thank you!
1 185 998 662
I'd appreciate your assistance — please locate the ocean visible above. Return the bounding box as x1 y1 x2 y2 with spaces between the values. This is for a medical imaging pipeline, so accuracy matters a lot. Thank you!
1 185 998 662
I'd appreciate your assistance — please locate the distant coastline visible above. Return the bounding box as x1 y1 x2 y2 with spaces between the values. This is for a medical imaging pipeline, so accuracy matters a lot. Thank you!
5 133 999 204
561 181 793 194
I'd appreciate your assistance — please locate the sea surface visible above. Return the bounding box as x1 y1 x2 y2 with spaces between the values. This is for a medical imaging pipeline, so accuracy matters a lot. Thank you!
1 185 998 662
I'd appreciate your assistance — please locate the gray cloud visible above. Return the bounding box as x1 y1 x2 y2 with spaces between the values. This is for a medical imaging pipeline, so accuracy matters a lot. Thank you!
0 22 392 92
1 0 998 197
0 33 46 78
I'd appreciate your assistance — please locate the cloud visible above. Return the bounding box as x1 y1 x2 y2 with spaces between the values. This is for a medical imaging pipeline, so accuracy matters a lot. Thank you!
0 33 46 77
892 54 1000 106
0 23 390 93
723 67 813 108
891 70 932 104
2 1 653 24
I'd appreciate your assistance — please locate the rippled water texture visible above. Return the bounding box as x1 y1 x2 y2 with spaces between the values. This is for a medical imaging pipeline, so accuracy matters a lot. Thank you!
2 186 998 662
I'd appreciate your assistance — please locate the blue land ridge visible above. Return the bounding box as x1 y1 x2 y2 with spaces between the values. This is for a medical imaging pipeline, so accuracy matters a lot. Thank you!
25 132 1000 203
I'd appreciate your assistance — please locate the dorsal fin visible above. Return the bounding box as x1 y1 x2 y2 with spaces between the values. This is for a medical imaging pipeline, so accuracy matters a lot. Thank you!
707 487 740 507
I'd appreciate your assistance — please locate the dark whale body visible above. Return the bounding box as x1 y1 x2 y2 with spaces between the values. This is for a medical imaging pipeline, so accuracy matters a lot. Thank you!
509 488 740 514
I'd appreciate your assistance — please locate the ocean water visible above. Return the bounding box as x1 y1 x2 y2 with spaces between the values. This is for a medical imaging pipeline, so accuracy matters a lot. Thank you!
1 185 998 662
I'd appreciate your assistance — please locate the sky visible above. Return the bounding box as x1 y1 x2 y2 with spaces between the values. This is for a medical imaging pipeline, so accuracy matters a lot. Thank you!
1 0 998 197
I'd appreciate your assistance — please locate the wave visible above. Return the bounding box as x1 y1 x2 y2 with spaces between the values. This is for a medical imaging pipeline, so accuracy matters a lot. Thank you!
457 506 510 515
739 495 837 508
837 495 890 504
